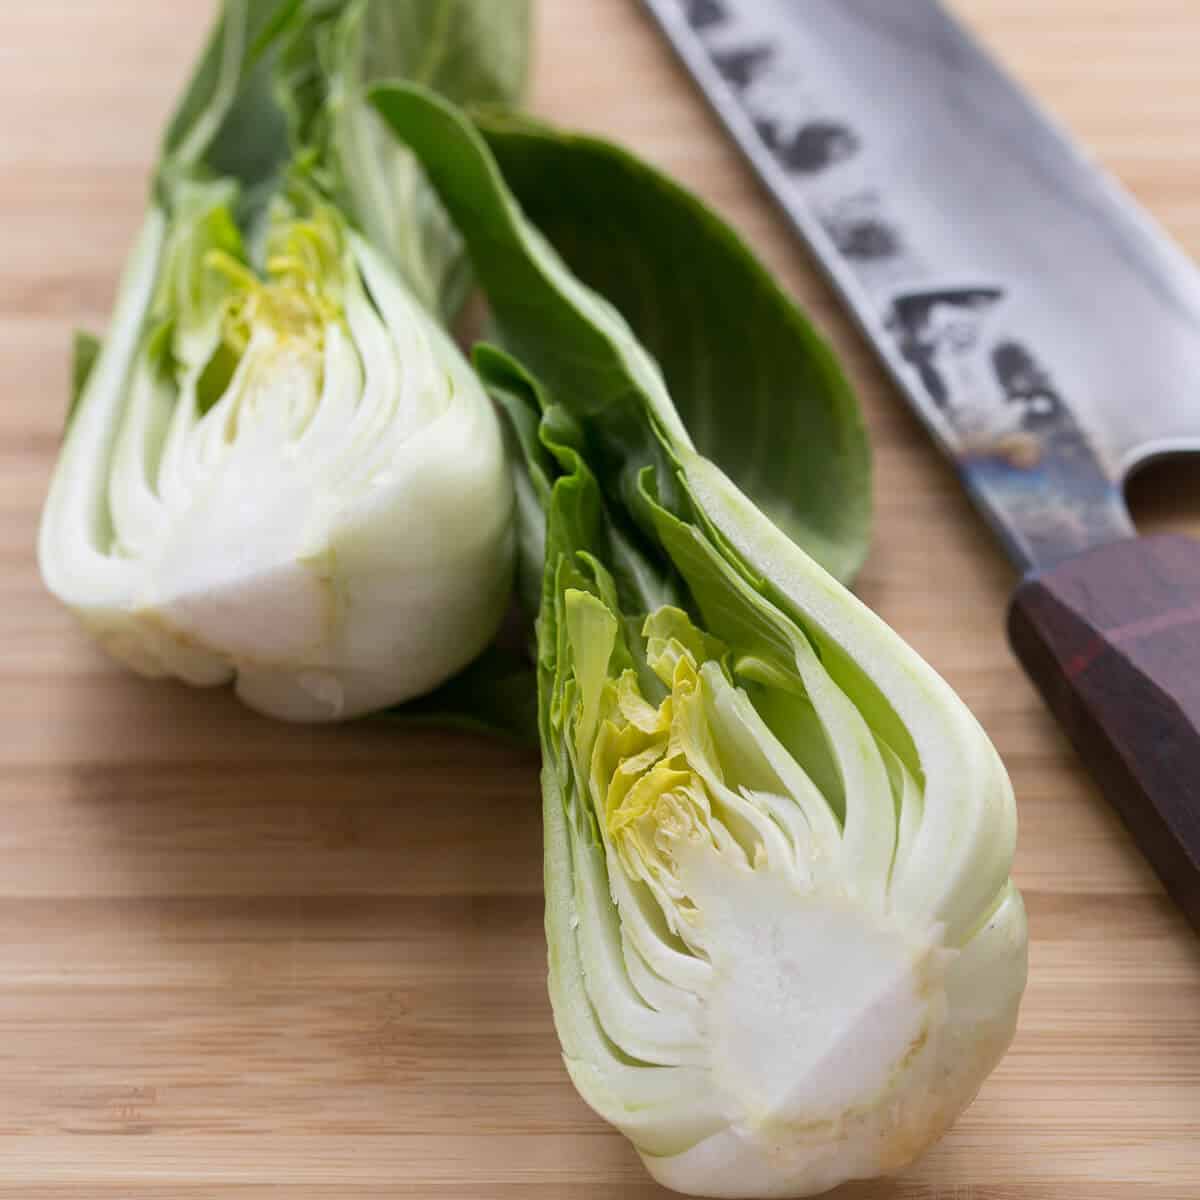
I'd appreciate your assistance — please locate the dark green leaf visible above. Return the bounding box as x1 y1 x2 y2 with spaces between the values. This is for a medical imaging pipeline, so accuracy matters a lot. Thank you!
472 343 555 620
380 640 538 744
160 0 299 201
372 85 871 584
475 111 871 584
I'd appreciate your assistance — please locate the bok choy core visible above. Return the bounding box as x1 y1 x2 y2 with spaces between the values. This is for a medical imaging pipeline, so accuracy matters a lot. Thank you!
38 0 525 721
373 85 1028 1197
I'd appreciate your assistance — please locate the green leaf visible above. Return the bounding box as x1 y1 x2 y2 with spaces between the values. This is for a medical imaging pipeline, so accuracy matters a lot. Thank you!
278 0 531 318
279 0 529 147
358 0 530 108
66 331 102 433
272 0 348 150
370 85 695 521
474 112 871 584
159 0 299 206
380 640 539 744
472 343 556 621
372 85 870 582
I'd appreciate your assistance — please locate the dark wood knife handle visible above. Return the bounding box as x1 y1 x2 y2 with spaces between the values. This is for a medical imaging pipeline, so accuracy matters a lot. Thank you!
1007 534 1200 930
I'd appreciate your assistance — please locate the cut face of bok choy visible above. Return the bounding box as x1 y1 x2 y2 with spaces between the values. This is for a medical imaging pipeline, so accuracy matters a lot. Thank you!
40 182 512 722
536 487 1027 1198
39 0 518 722
372 85 1028 1198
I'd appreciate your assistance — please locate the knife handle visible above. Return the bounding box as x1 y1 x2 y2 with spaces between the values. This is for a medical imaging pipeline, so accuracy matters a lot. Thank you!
1007 533 1200 929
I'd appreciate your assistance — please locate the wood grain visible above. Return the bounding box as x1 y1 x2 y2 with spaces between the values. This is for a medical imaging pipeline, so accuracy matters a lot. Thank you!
1 0 1199 1196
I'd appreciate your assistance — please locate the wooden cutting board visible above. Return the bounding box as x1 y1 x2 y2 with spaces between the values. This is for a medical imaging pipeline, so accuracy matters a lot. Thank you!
2 1 1199 1196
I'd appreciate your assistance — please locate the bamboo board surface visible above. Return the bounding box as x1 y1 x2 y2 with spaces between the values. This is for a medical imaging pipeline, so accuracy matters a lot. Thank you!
1 1 1199 1196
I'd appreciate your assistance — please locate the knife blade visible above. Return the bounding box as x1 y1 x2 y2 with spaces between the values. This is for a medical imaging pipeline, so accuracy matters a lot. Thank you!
645 0 1200 927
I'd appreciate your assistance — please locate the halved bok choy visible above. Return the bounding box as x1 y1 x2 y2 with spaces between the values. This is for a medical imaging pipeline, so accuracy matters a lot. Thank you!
41 178 512 721
372 84 1028 1198
39 0 530 721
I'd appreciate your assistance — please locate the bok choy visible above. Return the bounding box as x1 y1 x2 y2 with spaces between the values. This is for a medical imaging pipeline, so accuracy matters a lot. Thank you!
38 0 530 721
373 85 1028 1198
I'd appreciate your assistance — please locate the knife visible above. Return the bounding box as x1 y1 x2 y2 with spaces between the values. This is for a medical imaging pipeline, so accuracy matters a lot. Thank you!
643 0 1200 927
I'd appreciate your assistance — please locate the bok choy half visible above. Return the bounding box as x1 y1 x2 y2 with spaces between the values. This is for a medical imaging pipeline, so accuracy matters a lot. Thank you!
373 85 1028 1198
39 0 529 722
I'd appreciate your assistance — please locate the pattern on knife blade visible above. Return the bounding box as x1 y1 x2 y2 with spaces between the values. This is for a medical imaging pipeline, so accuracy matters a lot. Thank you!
666 0 1131 566
888 285 1130 564
683 0 727 31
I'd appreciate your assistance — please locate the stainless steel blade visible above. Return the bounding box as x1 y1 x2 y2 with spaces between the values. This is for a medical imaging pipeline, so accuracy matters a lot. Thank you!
644 0 1200 570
